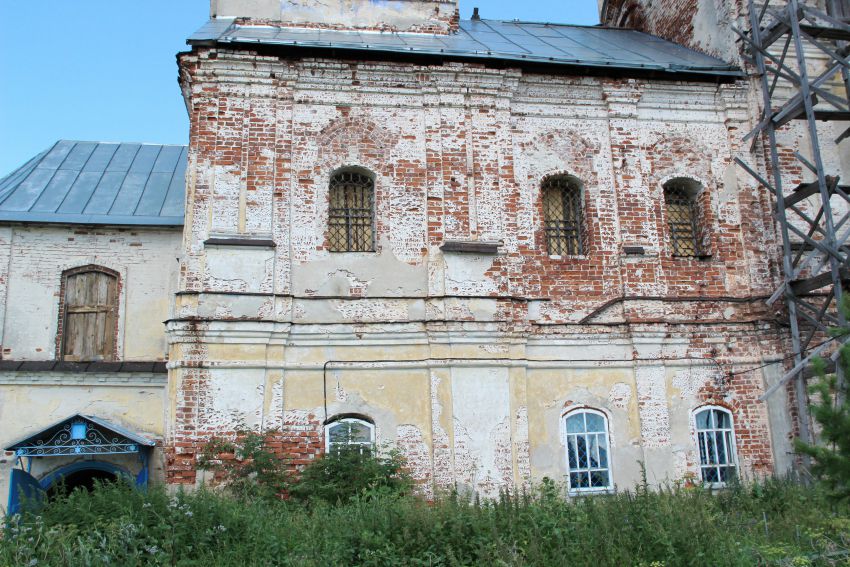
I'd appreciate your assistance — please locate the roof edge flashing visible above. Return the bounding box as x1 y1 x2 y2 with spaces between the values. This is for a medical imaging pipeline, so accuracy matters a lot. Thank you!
197 38 742 80
186 17 740 80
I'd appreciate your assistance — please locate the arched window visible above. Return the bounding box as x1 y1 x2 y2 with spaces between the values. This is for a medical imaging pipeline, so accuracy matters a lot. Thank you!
542 175 585 255
325 416 375 454
328 170 375 252
563 409 612 492
694 406 738 485
663 179 703 257
60 266 119 361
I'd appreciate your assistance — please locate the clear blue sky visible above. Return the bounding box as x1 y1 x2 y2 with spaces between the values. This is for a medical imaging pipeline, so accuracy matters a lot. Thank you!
0 0 600 175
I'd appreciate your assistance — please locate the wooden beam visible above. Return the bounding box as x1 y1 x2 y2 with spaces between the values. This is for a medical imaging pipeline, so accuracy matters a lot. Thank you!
790 267 850 295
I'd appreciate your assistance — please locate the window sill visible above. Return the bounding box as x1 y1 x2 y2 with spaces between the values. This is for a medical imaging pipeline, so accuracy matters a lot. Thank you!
441 240 501 254
568 487 615 497
204 237 276 248
548 254 589 261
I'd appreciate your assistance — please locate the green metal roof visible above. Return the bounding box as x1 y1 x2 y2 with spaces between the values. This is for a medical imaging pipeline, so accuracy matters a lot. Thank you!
188 17 741 78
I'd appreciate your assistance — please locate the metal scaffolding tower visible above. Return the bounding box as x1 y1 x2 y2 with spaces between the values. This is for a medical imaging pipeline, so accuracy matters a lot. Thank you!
735 0 850 451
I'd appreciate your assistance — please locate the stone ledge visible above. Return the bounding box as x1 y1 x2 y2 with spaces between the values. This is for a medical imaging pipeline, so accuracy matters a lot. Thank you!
204 237 276 248
0 360 168 373
440 240 500 254
0 371 168 386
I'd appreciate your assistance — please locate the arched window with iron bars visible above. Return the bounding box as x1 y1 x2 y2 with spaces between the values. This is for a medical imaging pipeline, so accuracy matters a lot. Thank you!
663 178 704 257
542 175 585 256
328 169 375 252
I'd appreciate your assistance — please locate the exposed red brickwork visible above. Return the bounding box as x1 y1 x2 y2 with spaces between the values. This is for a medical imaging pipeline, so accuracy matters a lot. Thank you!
166 318 208 485
168 45 791 490
312 112 403 256
603 0 699 50
279 413 324 469
689 330 781 477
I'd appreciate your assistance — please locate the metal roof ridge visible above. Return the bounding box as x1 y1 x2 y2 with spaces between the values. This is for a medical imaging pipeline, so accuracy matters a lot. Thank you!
55 139 187 148
486 19 604 28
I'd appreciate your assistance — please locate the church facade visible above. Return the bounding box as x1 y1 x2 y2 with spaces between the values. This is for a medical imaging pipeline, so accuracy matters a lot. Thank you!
3 0 840 509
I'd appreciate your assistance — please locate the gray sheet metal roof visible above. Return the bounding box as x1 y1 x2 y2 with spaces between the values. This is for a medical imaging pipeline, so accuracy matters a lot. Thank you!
0 140 187 226
188 18 740 78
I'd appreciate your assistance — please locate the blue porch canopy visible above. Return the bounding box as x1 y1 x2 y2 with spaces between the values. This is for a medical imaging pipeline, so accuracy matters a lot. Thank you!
4 414 155 457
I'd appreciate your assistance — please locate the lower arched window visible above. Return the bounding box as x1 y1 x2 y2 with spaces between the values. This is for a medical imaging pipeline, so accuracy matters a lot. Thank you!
324 417 375 454
694 406 738 485
564 409 612 492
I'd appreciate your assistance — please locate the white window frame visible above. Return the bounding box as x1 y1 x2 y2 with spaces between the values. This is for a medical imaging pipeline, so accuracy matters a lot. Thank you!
562 408 614 494
324 417 375 453
693 405 739 487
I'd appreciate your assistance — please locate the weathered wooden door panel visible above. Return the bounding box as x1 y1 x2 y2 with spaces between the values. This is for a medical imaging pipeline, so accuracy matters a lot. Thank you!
62 270 117 361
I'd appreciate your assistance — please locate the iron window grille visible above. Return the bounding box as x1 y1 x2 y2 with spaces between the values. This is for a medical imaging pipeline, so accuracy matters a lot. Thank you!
664 182 701 257
542 176 585 256
325 417 375 454
694 406 738 485
564 409 612 492
328 171 375 252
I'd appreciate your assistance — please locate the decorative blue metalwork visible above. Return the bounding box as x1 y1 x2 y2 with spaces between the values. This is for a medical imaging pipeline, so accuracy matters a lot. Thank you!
14 419 141 457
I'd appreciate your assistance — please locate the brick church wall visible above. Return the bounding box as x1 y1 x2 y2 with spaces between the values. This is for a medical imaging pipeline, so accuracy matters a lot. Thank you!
166 47 792 494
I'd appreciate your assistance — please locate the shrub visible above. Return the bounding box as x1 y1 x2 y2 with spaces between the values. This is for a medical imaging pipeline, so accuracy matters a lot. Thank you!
795 315 850 503
288 446 413 505
2 477 849 566
196 428 289 500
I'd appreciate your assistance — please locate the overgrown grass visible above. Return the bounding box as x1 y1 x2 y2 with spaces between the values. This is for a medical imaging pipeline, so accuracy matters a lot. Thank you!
2 478 848 566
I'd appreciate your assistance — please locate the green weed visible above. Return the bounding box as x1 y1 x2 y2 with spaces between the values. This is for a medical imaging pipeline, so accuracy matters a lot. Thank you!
1 477 848 566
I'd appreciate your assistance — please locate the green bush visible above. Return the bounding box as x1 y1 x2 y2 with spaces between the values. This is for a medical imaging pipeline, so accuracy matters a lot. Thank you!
196 429 413 505
288 446 413 504
2 477 848 566
795 346 850 503
196 428 290 500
